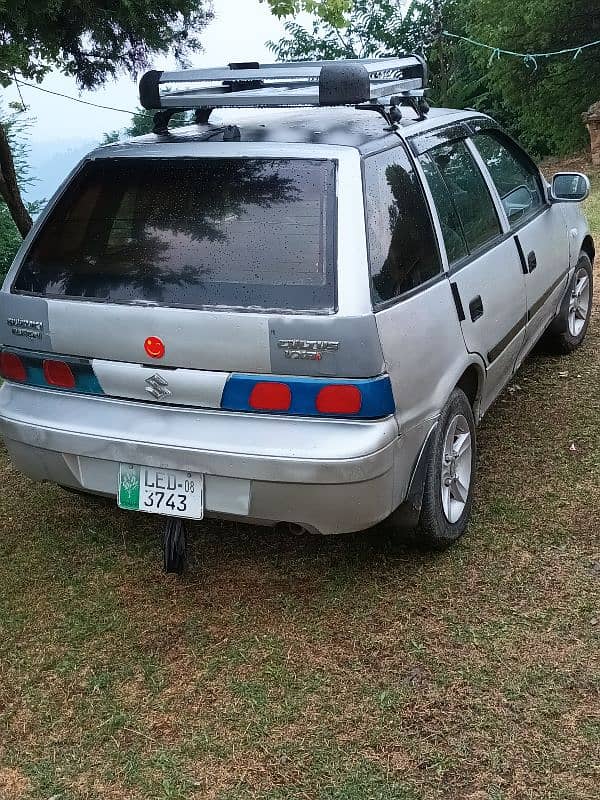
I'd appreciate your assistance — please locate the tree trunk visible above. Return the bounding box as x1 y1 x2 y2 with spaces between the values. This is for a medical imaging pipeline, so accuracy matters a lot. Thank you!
0 120 32 238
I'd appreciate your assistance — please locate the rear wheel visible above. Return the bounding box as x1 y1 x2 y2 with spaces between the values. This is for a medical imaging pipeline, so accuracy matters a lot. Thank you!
415 388 476 549
543 252 593 354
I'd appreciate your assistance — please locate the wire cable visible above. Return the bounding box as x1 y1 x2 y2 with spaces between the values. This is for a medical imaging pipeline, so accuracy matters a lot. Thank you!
443 31 600 70
12 77 144 115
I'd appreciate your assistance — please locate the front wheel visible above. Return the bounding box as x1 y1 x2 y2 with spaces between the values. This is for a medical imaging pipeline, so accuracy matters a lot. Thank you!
416 388 477 549
543 252 593 354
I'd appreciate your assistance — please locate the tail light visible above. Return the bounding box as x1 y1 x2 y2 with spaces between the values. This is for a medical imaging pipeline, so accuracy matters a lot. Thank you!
316 385 362 415
43 359 76 389
249 382 292 411
0 351 27 382
221 374 394 419
0 348 103 395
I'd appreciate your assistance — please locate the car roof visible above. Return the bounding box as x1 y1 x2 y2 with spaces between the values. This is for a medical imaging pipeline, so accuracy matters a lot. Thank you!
95 106 489 157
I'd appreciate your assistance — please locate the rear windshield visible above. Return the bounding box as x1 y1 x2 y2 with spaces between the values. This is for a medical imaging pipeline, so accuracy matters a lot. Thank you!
13 157 336 312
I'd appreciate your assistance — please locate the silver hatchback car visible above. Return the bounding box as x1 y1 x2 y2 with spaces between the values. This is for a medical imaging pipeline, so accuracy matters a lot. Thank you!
0 57 594 570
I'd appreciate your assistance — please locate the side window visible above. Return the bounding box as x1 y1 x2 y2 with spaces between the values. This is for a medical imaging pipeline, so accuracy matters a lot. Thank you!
429 140 502 253
364 147 442 306
419 153 468 265
473 132 545 226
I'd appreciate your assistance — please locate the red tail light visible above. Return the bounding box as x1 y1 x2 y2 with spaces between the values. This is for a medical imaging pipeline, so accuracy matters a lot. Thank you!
0 351 27 382
249 381 292 411
316 385 362 415
43 360 76 389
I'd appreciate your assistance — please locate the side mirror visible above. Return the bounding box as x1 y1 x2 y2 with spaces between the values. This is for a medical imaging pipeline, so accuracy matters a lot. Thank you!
550 172 590 203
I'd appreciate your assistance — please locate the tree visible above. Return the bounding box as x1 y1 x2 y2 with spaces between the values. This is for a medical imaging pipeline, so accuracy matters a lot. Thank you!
268 0 598 155
264 0 352 27
268 0 489 110
464 0 600 155
0 203 22 278
0 0 213 237
270 1 424 61
0 105 38 278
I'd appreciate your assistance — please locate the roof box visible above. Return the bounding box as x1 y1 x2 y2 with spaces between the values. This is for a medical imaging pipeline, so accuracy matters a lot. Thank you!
139 56 428 112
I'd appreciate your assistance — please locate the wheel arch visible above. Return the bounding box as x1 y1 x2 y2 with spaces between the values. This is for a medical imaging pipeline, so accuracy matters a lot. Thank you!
455 362 485 420
389 359 484 530
581 235 595 265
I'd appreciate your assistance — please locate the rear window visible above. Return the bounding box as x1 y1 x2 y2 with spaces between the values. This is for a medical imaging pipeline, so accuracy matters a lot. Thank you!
13 157 336 312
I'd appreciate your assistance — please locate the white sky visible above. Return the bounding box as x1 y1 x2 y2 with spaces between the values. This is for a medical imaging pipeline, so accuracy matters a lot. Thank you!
4 0 294 146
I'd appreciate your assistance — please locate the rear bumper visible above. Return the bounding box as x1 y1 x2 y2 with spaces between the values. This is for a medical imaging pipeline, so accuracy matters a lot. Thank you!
0 384 416 534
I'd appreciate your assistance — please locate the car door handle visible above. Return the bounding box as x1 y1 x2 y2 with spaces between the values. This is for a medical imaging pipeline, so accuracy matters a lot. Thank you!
527 251 537 272
469 295 484 322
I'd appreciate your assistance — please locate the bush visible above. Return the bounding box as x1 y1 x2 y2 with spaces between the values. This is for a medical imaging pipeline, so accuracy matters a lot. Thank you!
0 203 22 281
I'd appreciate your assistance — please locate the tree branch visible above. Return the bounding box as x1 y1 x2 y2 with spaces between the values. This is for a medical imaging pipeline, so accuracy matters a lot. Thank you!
0 121 33 237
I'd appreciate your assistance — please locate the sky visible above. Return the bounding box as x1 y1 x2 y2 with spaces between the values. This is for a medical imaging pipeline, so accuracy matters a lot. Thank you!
3 0 297 203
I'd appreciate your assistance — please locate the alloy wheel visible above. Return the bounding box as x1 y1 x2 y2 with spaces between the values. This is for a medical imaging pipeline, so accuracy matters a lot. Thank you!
441 413 472 524
568 266 591 338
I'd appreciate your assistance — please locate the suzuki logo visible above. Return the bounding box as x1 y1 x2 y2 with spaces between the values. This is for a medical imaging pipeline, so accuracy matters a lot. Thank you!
145 373 172 400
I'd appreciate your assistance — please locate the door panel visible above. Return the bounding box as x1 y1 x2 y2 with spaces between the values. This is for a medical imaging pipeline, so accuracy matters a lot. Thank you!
416 139 527 412
450 240 527 411
376 279 468 431
515 208 569 347
470 130 569 347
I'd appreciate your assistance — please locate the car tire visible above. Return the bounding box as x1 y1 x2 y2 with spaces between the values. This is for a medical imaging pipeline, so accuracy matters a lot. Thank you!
543 252 593 354
415 388 476 549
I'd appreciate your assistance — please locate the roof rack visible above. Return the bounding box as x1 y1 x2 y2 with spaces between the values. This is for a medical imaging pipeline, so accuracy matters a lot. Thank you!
139 56 428 120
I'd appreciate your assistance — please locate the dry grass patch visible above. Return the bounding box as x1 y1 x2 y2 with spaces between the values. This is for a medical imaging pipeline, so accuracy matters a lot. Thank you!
0 768 31 800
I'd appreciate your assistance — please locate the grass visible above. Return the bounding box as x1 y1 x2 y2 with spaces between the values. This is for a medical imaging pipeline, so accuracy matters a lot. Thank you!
0 157 599 800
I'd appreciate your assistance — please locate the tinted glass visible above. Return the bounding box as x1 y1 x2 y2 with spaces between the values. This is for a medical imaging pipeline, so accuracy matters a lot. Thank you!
430 140 501 252
419 153 468 265
364 147 442 306
473 132 544 226
14 158 336 311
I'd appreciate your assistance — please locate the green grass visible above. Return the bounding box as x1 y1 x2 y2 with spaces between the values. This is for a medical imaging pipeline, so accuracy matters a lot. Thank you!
0 158 599 800
586 171 600 232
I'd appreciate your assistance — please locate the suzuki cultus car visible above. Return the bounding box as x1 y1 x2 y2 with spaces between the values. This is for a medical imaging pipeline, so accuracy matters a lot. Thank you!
0 57 593 571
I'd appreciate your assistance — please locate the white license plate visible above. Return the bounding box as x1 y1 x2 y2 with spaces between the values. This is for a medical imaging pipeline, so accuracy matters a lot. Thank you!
118 464 204 519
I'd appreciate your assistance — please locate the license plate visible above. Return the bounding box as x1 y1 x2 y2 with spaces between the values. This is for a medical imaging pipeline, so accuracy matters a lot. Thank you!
118 464 204 519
